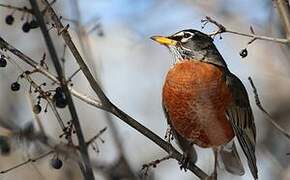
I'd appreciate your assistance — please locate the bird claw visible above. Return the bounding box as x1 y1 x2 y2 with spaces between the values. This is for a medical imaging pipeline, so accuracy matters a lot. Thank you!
164 125 174 143
179 154 190 171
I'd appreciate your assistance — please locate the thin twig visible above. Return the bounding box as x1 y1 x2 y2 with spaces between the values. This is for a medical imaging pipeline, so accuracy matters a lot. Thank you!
0 36 104 110
68 1 136 179
248 77 290 139
203 16 290 44
141 154 172 177
67 68 81 82
41 0 111 107
0 151 53 174
0 4 33 13
275 0 290 40
0 0 57 14
29 1 95 180
86 127 107 145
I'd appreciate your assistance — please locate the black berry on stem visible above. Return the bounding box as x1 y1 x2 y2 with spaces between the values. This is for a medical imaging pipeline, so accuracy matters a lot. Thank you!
53 87 67 108
239 48 248 58
0 56 7 67
11 82 20 91
22 22 31 33
50 157 63 169
5 15 14 25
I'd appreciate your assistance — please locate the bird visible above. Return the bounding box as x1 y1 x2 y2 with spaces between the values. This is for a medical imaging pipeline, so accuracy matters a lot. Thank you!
151 29 257 179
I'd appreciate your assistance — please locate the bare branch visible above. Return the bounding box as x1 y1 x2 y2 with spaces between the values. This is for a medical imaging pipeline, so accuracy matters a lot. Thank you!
0 151 53 174
141 155 172 177
41 0 111 106
203 16 290 44
29 1 95 180
0 4 33 13
248 77 290 139
68 1 136 178
86 127 107 146
0 36 104 109
275 0 290 39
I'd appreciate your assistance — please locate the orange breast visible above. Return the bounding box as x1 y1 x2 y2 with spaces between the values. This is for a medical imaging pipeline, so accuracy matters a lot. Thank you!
163 60 234 148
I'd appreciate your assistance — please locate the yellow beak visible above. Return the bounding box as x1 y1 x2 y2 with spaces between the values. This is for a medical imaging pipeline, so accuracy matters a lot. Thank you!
150 35 177 46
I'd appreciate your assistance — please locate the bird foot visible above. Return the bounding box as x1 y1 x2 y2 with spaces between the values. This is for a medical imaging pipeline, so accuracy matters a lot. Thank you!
164 125 174 143
179 154 190 172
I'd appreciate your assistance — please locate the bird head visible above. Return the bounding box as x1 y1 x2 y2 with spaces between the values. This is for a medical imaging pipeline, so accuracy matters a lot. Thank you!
151 29 214 63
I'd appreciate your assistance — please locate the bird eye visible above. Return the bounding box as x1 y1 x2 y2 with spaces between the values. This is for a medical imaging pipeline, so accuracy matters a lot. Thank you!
183 33 191 38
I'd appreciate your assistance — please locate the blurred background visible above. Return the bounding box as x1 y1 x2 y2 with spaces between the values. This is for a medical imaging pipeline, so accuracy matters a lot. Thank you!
1 0 290 180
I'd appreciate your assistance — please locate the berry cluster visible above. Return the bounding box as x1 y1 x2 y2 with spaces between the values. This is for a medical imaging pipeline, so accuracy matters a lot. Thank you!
59 120 76 141
4 11 39 33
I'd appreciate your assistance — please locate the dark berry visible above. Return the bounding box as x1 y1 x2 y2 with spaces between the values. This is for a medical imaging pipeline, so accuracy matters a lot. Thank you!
5 15 14 25
53 87 67 108
22 22 31 33
239 48 248 58
33 104 42 114
11 82 20 91
29 20 39 29
0 136 10 155
55 87 63 94
0 56 7 67
53 95 67 108
50 157 63 169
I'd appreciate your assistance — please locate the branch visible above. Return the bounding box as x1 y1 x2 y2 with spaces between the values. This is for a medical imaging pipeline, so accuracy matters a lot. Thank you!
86 127 107 146
275 0 290 40
0 36 103 109
203 16 290 44
0 4 33 13
141 155 172 176
41 0 111 106
68 1 136 178
40 1 209 179
29 1 95 180
248 77 290 139
0 1 57 14
0 151 53 174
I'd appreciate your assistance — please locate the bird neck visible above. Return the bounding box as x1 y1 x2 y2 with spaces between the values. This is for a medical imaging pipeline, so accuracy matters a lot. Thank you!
168 43 228 69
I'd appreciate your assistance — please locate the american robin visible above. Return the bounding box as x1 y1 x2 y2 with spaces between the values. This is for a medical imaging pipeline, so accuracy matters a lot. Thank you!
151 29 257 179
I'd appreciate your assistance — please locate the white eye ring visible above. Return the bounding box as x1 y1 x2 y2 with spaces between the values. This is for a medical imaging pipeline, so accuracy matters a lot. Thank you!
180 32 194 43
183 33 191 38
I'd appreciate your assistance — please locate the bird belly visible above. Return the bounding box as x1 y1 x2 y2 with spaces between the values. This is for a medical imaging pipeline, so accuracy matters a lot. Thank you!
163 61 234 148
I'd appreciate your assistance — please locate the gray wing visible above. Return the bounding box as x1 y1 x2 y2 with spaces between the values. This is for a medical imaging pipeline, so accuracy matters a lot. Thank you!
226 73 258 179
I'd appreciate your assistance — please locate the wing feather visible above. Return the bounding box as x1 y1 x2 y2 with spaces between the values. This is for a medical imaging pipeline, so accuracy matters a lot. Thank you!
226 73 258 179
